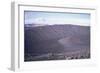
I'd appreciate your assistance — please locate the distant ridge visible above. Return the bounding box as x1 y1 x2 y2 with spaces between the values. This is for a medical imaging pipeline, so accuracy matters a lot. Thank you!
25 23 90 27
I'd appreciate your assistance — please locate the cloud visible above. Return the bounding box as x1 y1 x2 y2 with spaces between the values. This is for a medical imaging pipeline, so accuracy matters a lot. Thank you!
25 17 90 26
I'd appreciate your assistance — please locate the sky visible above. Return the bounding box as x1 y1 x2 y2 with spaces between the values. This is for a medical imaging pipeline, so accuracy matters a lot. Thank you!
24 11 90 26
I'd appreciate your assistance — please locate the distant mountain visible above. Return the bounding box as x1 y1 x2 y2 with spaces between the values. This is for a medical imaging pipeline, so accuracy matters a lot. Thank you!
25 23 90 27
24 24 90 61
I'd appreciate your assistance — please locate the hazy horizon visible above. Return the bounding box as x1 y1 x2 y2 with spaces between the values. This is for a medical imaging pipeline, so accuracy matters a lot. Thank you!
24 11 90 26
